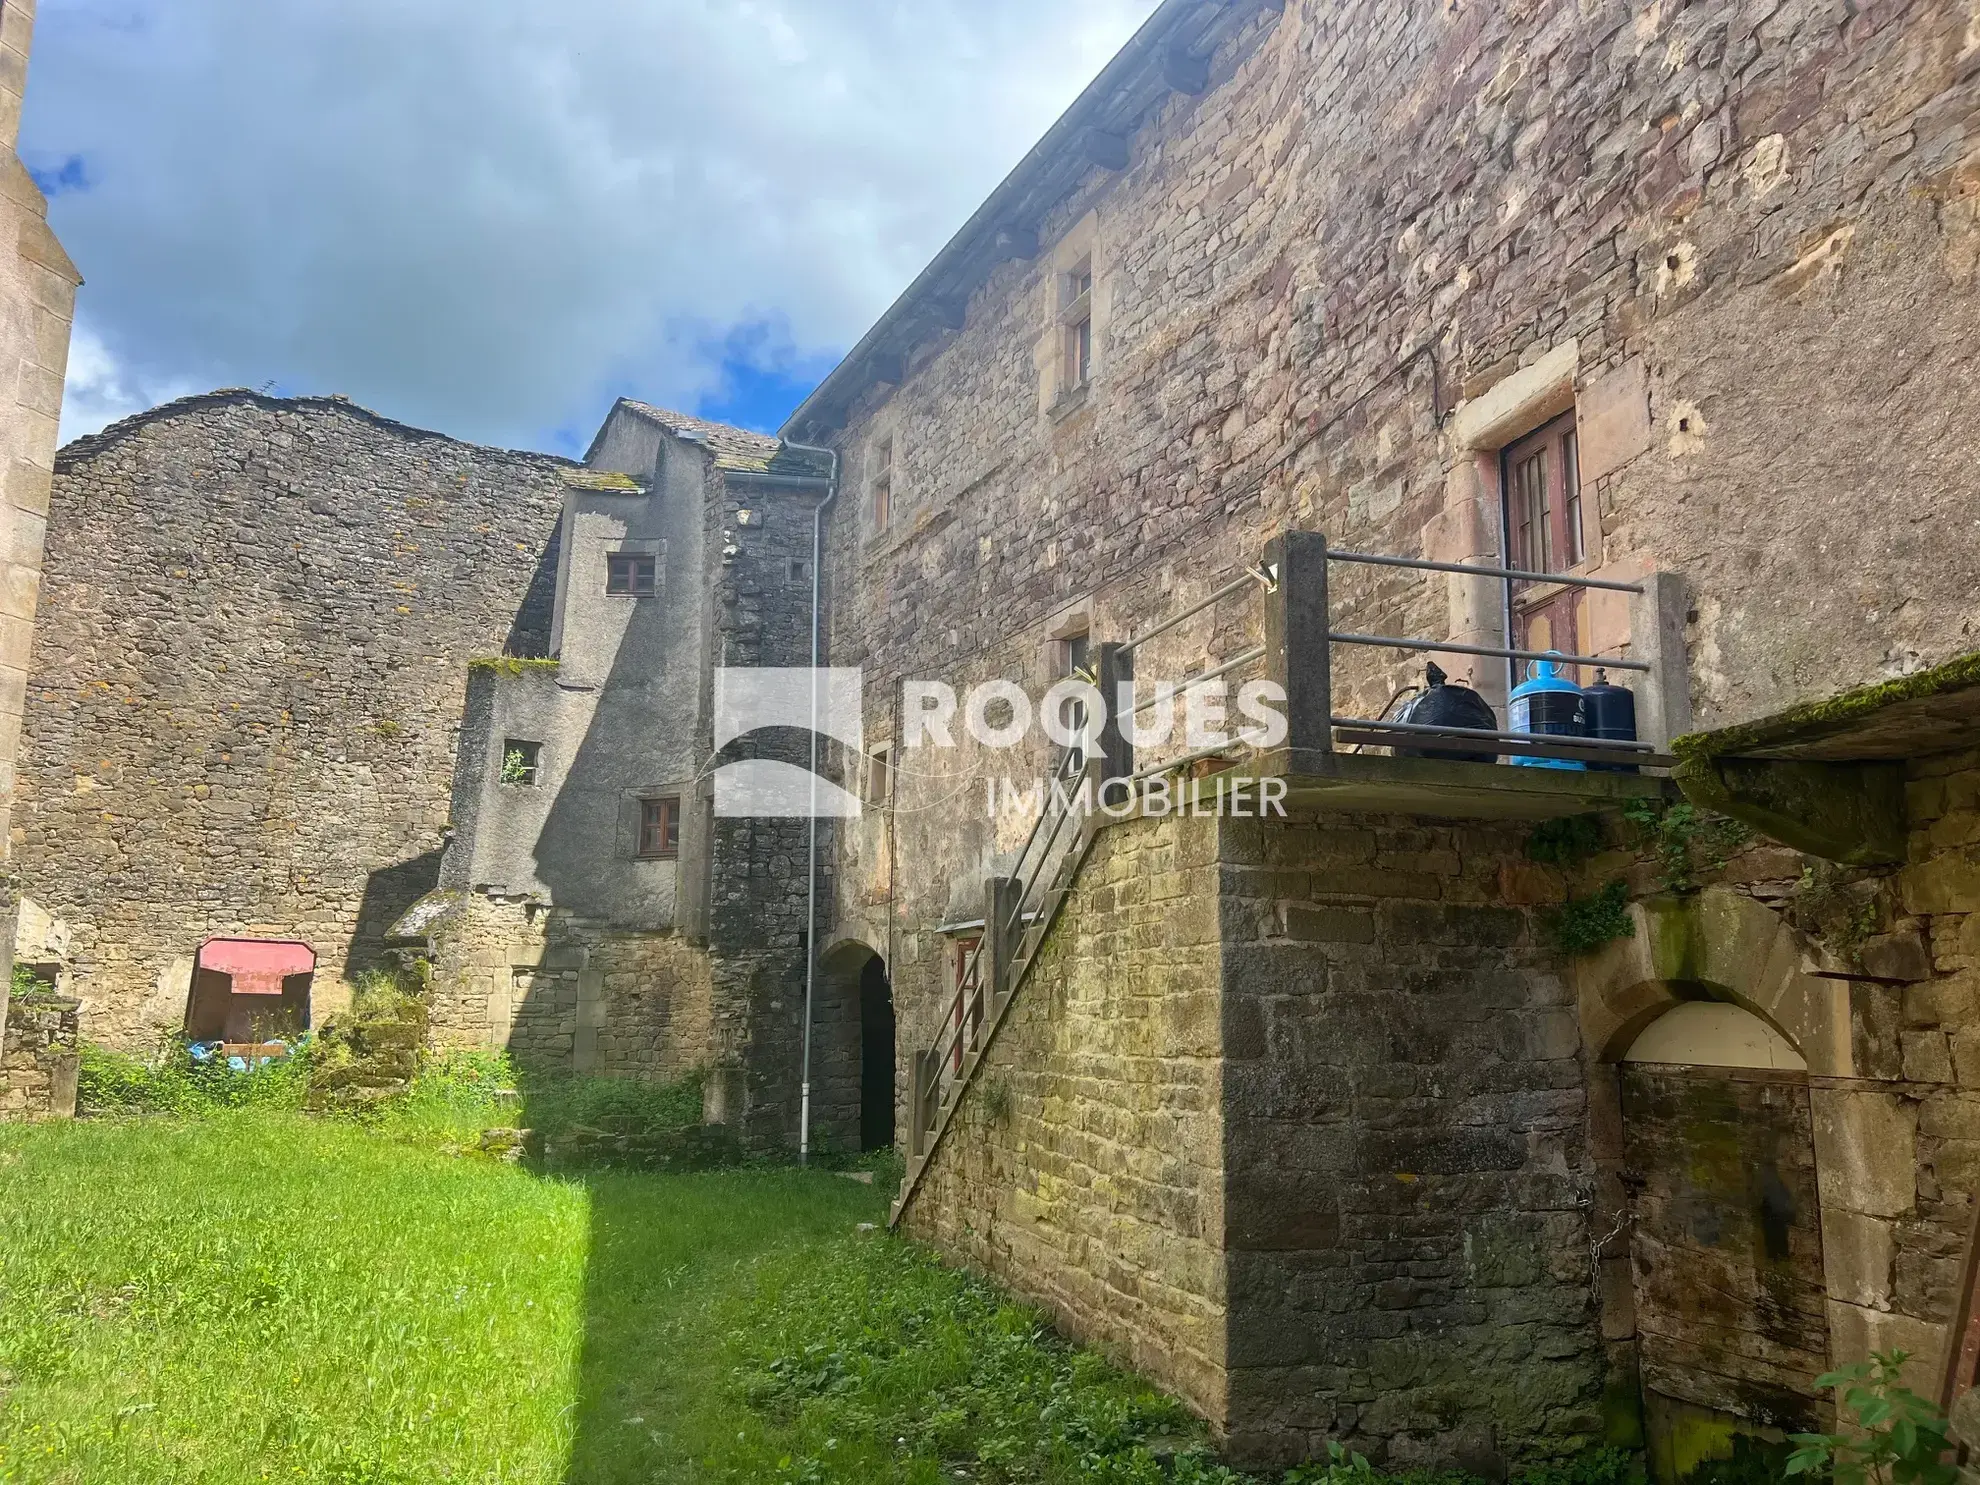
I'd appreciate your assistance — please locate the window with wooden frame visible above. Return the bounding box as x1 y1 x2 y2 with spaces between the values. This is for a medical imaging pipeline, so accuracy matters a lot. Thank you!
1502 411 1587 670
637 796 680 859
869 436 894 534
1061 259 1094 392
606 551 656 596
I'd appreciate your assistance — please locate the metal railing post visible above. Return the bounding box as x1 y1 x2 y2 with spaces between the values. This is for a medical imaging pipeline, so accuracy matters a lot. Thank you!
1095 641 1134 805
1263 530 1333 771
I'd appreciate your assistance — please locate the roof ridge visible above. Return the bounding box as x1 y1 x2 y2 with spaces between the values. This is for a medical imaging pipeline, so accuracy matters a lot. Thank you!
57 388 575 470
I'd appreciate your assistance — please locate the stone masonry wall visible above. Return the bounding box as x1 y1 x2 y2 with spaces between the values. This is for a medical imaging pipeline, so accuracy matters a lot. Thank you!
1561 751 1980 1458
704 472 834 1147
901 812 1232 1425
422 889 713 1081
0 0 80 1046
823 0 1980 1153
20 394 566 1048
1217 810 1601 1470
0 988 77 1119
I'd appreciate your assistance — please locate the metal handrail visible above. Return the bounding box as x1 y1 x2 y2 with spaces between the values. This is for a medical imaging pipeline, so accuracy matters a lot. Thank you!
1329 631 1650 673
1119 567 1272 655
1332 715 1656 753
1327 549 1644 594
1128 645 1267 713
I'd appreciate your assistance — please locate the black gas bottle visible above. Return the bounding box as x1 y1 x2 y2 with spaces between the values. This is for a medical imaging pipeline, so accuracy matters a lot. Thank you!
1394 662 1500 764
1581 668 1639 774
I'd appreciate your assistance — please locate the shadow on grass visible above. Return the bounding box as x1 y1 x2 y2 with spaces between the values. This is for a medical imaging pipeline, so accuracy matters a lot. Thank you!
554 1160 890 1484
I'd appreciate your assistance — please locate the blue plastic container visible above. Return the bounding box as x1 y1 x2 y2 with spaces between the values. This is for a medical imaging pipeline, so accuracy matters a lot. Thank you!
1507 656 1586 770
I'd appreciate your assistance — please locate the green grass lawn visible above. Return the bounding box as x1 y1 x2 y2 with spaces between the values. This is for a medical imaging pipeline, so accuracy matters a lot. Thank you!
0 1111 1227 1485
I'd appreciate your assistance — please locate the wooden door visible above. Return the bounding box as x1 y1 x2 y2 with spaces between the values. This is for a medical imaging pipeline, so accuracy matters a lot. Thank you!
1622 1062 1833 1461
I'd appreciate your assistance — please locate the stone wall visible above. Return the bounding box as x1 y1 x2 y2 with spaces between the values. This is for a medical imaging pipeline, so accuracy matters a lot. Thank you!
417 889 713 1081
0 988 77 1119
1553 744 1980 1471
817 0 1980 1147
903 804 1604 1470
20 394 567 1048
900 812 1232 1423
1217 810 1602 1469
703 469 837 1147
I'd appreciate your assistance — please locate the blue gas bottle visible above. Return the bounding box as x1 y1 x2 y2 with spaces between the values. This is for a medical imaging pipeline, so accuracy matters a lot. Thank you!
1507 656 1586 770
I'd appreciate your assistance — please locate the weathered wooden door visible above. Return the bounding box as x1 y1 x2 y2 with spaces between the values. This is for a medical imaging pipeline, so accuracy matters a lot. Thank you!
1621 1061 1833 1473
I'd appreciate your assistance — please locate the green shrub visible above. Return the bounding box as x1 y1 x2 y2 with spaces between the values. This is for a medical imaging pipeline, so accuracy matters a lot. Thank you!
1541 879 1637 956
1789 1350 1953 1485
514 1067 704 1140
78 1038 310 1117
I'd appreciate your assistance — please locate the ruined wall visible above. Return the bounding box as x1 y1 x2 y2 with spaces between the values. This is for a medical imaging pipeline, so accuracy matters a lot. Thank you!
822 0 1980 1111
900 812 1232 1424
421 890 713 1080
20 394 566 1048
0 0 80 1042
1217 810 1603 1469
0 987 77 1119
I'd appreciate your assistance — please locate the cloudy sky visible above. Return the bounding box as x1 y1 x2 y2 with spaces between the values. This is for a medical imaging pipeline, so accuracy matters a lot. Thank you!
27 0 1158 452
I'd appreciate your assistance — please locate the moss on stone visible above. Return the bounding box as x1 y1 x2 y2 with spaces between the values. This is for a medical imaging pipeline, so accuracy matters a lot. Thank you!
467 656 562 677
1674 649 1980 763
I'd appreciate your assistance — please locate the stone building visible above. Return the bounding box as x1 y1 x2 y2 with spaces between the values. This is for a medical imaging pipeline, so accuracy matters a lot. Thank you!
21 389 860 1145
764 0 1980 1474
16 0 1980 1475
16 392 570 1044
0 0 81 1074
399 399 852 1145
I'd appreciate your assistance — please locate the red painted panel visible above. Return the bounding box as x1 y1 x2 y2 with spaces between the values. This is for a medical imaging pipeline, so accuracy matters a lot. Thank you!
198 939 315 995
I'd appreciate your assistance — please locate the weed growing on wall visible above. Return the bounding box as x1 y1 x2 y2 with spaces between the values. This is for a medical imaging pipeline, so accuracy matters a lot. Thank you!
1541 879 1636 956
1525 814 1608 868
1621 800 1751 893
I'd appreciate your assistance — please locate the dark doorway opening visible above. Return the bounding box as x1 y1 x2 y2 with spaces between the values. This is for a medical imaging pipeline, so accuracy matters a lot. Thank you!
859 956 896 1152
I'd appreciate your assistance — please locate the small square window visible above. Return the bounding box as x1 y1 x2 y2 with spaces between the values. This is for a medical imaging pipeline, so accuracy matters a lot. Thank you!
639 796 680 858
606 552 656 596
788 557 813 585
501 740 542 787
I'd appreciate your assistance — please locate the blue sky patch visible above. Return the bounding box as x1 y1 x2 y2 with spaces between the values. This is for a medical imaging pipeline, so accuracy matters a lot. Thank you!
29 154 90 198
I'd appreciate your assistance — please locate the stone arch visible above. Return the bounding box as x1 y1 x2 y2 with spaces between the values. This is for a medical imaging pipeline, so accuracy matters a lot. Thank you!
1578 889 1844 1481
1575 885 1857 1076
812 938 895 1154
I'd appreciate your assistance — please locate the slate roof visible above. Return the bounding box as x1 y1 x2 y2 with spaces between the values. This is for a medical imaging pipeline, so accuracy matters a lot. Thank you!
618 400 833 479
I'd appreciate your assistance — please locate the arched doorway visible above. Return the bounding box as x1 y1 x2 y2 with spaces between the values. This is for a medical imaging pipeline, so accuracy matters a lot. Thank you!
1618 999 1829 1481
814 942 896 1154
